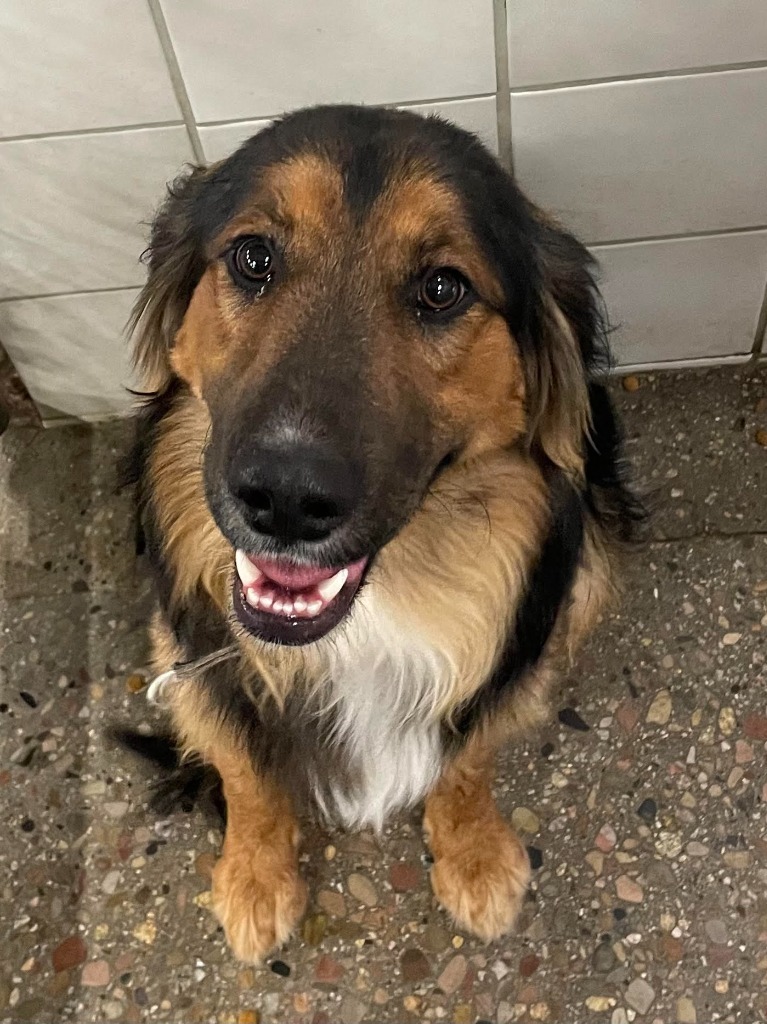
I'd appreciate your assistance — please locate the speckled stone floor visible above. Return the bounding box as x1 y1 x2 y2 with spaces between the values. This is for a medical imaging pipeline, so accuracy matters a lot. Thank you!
1 367 766 1024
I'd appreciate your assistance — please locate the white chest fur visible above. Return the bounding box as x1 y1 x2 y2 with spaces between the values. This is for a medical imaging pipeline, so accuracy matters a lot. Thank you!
313 590 450 831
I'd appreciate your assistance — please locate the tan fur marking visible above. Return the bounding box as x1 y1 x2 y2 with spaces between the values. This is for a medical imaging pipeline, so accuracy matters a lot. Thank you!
161 678 306 963
532 301 590 479
148 608 183 672
147 394 231 611
366 454 549 717
435 314 527 458
220 154 345 245
265 153 345 234
424 734 530 941
210 743 305 962
170 272 229 397
565 528 616 655
367 171 504 306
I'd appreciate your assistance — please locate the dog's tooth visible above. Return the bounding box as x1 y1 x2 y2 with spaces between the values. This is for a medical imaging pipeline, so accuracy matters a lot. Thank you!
259 593 273 610
282 600 294 616
307 599 323 617
245 587 260 609
272 599 284 613
317 568 348 602
293 597 307 613
235 549 263 588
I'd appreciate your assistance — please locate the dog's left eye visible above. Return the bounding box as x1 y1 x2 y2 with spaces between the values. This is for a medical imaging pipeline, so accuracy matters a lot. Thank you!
417 268 470 316
228 237 276 290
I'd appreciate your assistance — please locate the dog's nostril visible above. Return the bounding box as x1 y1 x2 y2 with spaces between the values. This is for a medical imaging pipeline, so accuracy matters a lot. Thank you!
239 486 273 515
299 494 340 523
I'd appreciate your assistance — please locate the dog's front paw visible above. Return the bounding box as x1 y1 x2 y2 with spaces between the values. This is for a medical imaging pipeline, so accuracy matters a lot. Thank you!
211 848 307 963
430 823 530 942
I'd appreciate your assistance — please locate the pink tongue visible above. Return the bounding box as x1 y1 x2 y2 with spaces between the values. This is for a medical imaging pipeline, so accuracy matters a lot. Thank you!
249 557 339 591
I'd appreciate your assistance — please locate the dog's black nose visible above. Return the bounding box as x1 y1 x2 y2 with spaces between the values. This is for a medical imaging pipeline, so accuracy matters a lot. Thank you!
230 443 361 543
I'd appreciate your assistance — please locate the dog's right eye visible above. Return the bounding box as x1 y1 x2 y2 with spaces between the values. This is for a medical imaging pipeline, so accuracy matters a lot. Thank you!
228 237 276 292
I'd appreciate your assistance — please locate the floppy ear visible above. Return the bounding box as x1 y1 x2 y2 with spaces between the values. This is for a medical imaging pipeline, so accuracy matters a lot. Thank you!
521 215 608 479
129 165 209 392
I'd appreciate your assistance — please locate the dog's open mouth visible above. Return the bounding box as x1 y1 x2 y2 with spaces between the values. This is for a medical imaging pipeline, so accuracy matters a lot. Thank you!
232 550 368 645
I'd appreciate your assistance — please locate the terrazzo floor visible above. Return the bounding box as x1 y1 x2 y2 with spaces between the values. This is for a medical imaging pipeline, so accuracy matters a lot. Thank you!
1 367 766 1024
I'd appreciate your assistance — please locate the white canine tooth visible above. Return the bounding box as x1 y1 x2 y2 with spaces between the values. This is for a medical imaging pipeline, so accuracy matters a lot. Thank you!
282 601 294 616
245 588 260 609
293 597 307 613
317 568 348 603
272 599 284 613
258 594 273 609
306 599 323 617
235 549 263 587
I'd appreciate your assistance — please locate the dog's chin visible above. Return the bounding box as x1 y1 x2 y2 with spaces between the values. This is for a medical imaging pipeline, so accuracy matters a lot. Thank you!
231 550 369 646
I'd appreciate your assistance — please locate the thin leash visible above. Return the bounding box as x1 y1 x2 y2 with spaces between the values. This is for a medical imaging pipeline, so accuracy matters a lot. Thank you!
146 644 240 704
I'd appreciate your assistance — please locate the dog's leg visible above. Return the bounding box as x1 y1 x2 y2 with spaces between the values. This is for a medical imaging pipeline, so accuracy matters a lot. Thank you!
424 738 530 941
209 745 307 963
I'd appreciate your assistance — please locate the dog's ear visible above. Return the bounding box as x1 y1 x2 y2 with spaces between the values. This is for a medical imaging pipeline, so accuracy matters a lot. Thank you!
520 215 608 479
129 165 209 392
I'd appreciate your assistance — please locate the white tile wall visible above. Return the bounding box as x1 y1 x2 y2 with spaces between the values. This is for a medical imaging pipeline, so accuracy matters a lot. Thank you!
160 0 496 122
511 68 767 244
0 290 139 419
199 96 499 164
595 232 767 366
508 0 767 87
0 127 193 300
0 2 765 419
0 0 180 138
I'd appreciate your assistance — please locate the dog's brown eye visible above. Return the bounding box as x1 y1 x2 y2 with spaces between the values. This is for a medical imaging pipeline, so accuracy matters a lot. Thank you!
418 269 466 313
232 238 274 283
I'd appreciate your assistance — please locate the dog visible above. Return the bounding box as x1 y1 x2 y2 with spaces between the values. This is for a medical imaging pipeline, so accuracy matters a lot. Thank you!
125 104 642 963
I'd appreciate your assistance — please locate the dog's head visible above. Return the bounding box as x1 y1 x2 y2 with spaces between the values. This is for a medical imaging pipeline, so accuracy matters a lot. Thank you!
132 105 606 646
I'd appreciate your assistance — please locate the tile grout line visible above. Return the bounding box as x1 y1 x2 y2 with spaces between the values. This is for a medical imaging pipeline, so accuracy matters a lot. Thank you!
510 58 767 94
609 354 751 375
492 0 513 170
591 224 767 248
0 285 140 305
145 0 205 165
0 121 186 145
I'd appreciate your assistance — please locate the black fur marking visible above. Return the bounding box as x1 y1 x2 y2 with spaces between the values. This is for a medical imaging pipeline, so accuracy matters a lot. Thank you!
336 108 402 218
452 470 585 737
584 383 647 543
109 726 179 770
110 727 225 820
